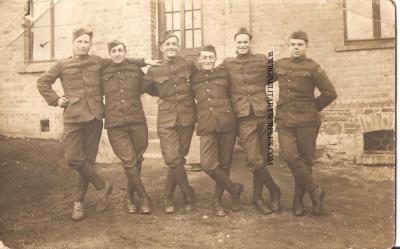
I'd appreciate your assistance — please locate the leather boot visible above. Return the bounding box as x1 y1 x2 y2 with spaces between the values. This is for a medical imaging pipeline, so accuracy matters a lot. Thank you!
173 166 195 212
213 198 226 217
252 172 272 215
164 168 176 214
126 197 138 214
230 183 244 212
310 185 325 215
292 181 306 216
139 196 152 215
71 201 85 220
96 181 113 212
256 167 281 212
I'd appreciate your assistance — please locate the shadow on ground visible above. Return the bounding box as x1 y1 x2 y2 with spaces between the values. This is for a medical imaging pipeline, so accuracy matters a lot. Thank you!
0 136 395 249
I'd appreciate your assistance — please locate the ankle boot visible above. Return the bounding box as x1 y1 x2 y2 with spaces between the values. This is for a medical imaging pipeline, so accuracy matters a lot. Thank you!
139 196 152 214
256 167 281 212
213 198 226 217
231 183 244 212
310 185 325 215
252 172 272 214
292 182 306 216
173 166 195 212
164 169 176 214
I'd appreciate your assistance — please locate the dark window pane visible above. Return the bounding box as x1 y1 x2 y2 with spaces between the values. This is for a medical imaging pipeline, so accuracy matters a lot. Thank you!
172 0 180 11
193 10 201 29
194 29 201 47
32 26 51 60
185 30 193 48
380 0 395 38
165 0 172 12
166 13 173 30
346 0 373 40
193 0 201 9
185 11 193 29
185 0 192 10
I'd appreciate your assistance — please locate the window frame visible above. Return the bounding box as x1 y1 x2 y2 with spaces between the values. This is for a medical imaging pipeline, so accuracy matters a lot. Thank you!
158 0 203 59
343 0 395 44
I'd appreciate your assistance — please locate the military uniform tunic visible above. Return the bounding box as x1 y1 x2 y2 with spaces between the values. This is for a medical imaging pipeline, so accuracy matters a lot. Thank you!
219 53 269 171
37 55 145 169
143 56 197 168
273 56 337 189
191 68 237 171
101 60 154 168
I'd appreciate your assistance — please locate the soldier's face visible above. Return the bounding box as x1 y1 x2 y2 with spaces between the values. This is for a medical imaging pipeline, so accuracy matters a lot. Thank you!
72 34 92 56
289 39 307 58
198 51 216 70
161 37 179 59
235 34 251 55
109 44 127 64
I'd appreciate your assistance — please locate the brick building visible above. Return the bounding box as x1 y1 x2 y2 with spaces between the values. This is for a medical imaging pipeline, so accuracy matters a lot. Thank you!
0 0 395 165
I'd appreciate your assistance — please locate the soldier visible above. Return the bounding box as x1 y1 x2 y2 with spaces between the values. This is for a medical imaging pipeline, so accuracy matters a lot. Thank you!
219 28 281 215
191 45 243 217
36 28 154 220
143 31 197 213
273 31 337 216
101 40 157 214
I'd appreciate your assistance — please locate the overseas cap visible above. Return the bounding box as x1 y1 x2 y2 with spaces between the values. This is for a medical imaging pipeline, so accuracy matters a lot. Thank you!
107 40 126 51
234 27 252 40
289 31 308 43
160 30 179 45
199 45 216 55
73 28 93 41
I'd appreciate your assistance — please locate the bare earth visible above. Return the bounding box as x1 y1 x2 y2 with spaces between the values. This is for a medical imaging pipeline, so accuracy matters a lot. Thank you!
0 136 395 249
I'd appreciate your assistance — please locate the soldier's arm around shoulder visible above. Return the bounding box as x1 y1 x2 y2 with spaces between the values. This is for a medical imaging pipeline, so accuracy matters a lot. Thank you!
312 62 337 111
36 61 62 106
140 67 158 96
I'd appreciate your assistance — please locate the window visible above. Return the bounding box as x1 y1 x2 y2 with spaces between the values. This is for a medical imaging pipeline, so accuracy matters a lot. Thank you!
158 0 202 56
344 0 395 41
28 0 73 61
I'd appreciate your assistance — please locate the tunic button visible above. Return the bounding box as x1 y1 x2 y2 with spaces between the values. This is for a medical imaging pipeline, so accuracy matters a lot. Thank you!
288 79 291 82
120 89 124 93
227 109 230 112
247 94 250 97
205 81 209 84
82 77 86 80
205 74 208 77
209 107 213 110
206 89 210 92
121 99 125 103
207 98 211 101
289 70 292 73
174 84 177 87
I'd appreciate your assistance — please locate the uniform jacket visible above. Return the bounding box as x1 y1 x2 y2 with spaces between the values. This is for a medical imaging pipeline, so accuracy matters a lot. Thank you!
191 68 237 136
219 53 268 118
37 55 145 124
101 60 156 129
273 56 337 127
143 56 197 128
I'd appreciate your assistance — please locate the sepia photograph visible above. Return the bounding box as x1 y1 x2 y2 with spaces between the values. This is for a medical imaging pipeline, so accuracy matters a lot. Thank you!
0 0 396 248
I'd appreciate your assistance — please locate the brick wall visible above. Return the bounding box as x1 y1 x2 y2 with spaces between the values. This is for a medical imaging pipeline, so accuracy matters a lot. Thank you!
0 0 395 163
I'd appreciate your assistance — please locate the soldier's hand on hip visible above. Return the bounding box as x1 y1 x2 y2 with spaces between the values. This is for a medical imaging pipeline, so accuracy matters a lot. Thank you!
58 96 69 108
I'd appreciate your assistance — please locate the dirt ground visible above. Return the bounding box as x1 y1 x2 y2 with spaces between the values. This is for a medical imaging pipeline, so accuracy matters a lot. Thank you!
0 136 395 249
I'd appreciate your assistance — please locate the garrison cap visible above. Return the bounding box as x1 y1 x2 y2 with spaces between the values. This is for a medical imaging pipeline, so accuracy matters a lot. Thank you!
160 30 179 45
107 40 126 51
73 28 93 41
289 31 308 43
234 27 252 40
199 45 216 55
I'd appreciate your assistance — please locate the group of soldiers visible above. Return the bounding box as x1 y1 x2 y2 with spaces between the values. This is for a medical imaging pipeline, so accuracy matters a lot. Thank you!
36 27 337 221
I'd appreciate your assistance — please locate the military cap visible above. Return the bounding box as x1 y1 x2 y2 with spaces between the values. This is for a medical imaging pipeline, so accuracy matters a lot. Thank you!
199 45 216 55
289 31 308 43
234 27 252 40
107 40 126 52
160 30 179 45
73 28 93 41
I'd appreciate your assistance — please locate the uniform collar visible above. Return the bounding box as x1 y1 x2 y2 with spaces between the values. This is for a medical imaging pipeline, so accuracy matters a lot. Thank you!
290 55 307 63
74 54 89 60
236 51 253 60
163 56 178 64
111 59 127 67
